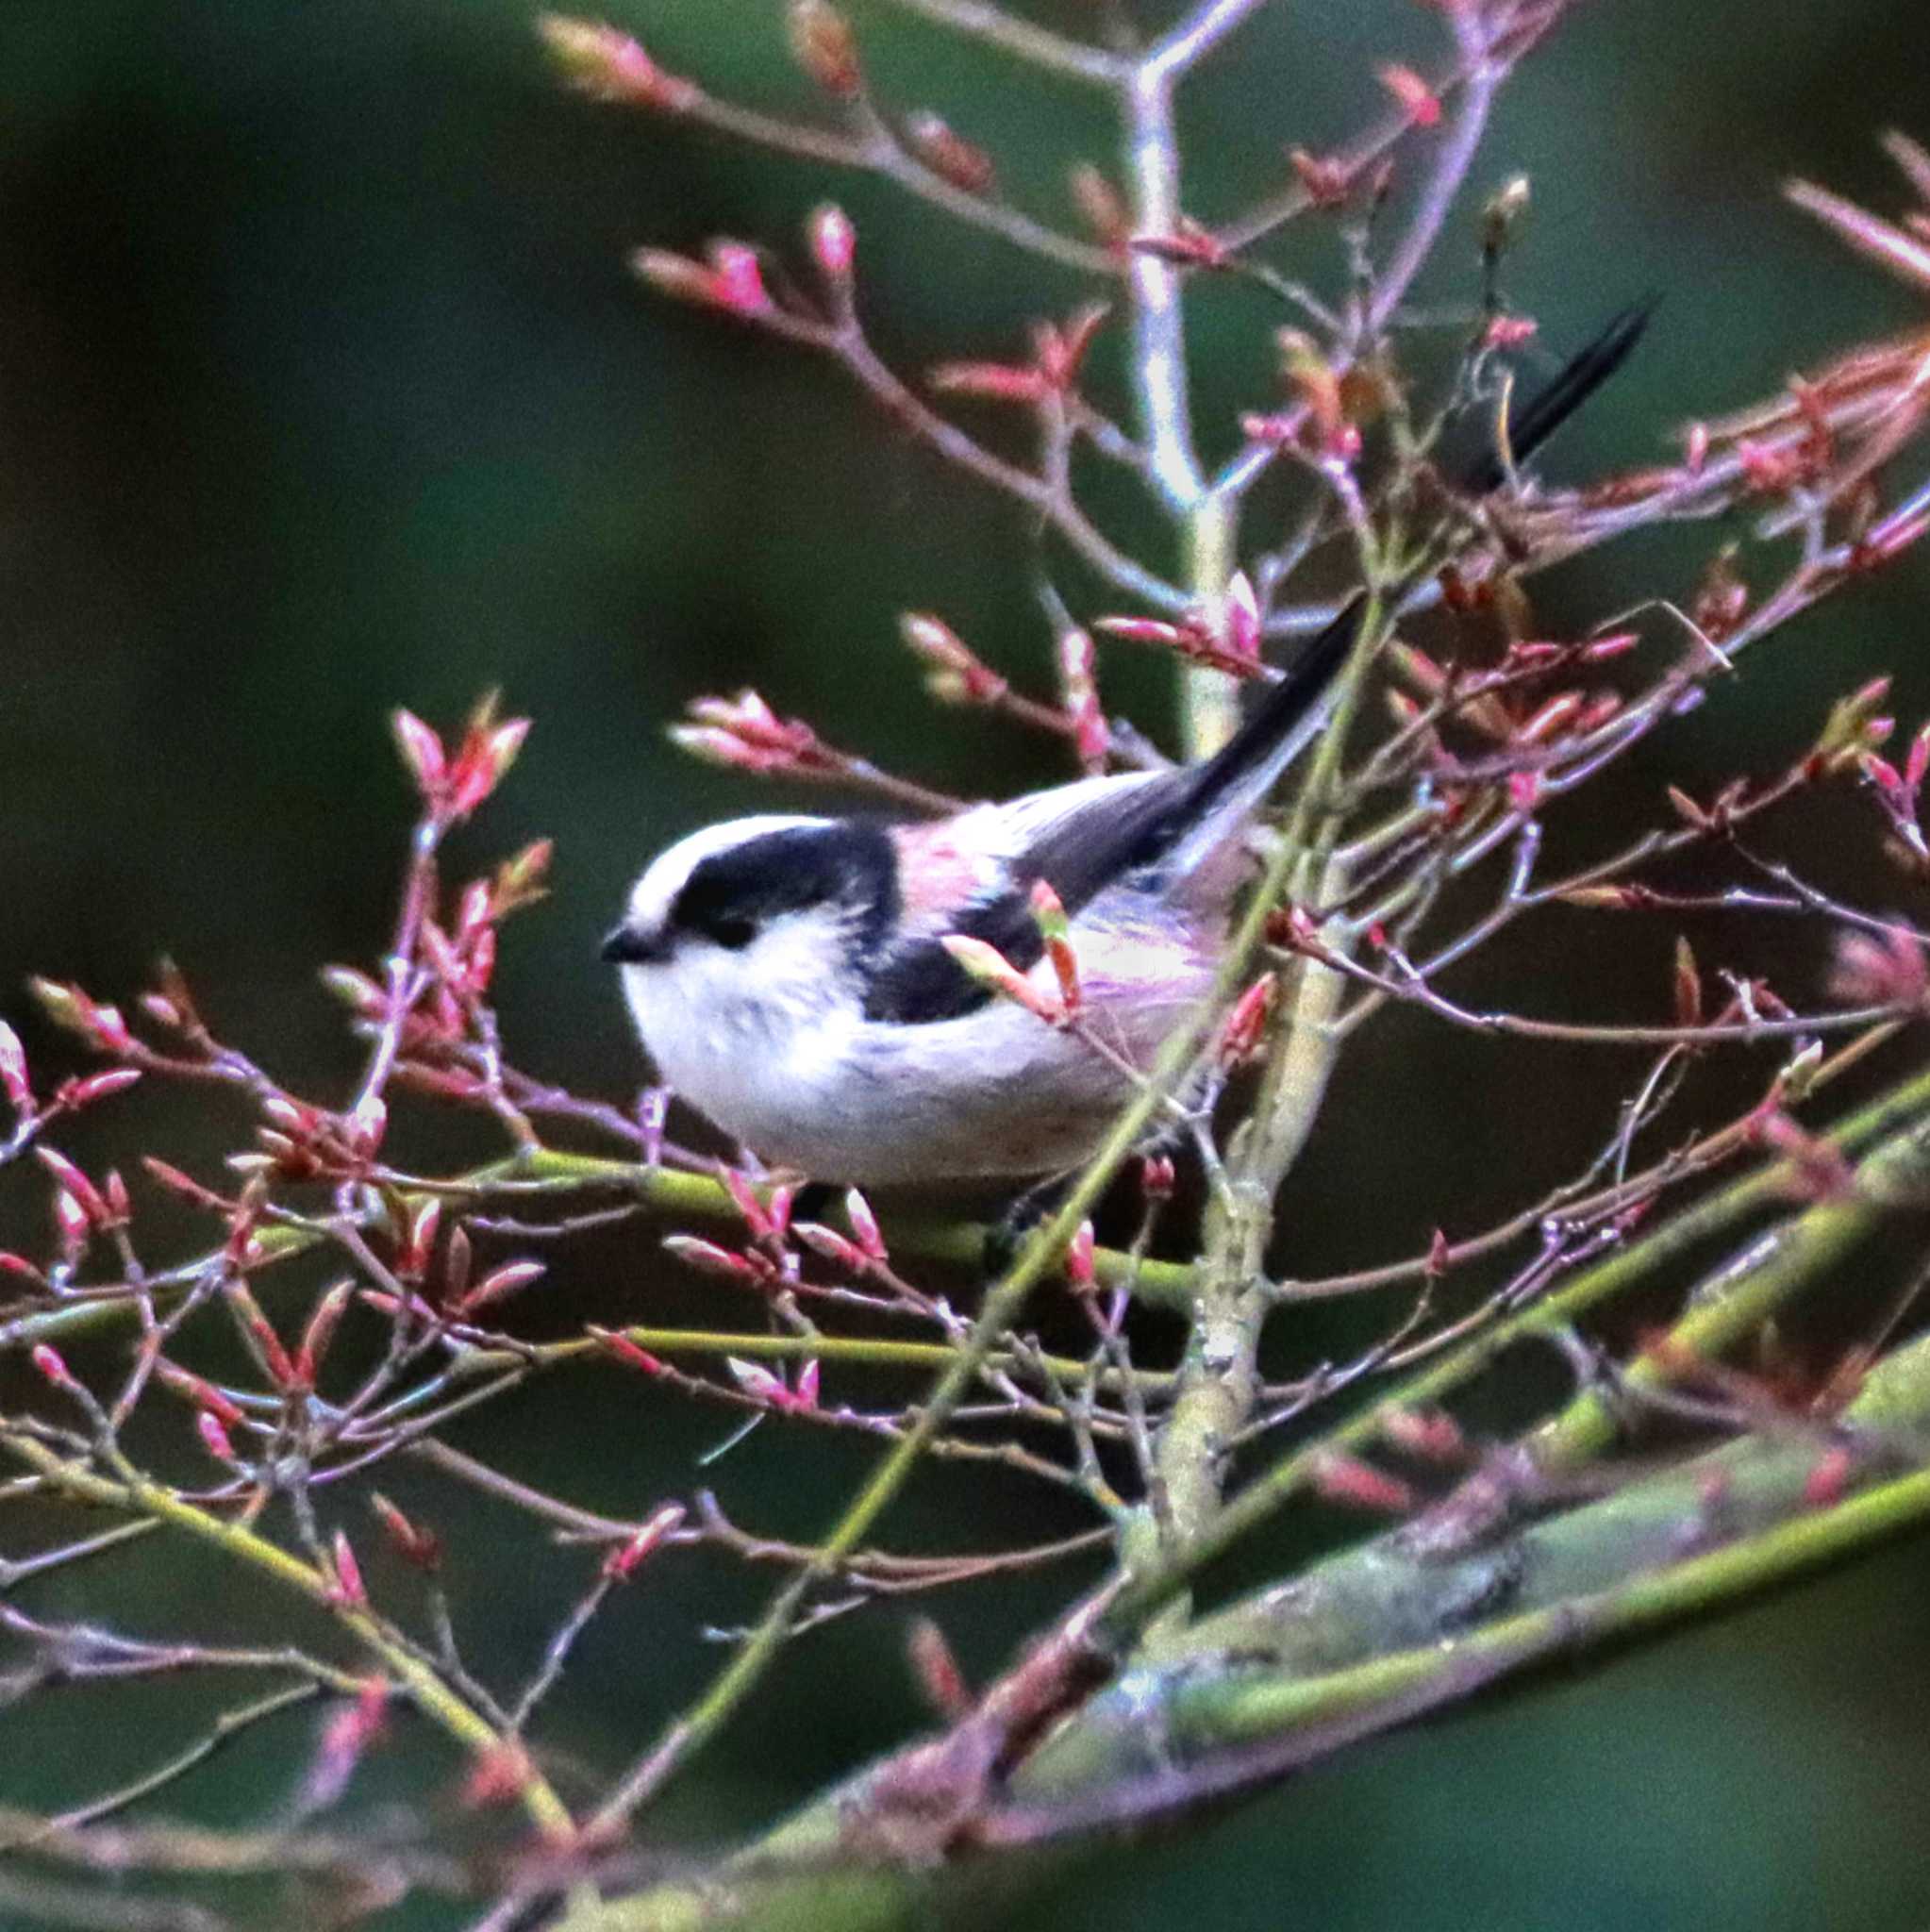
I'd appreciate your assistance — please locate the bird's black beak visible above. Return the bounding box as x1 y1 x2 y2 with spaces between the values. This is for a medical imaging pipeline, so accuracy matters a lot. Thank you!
601 922 666 965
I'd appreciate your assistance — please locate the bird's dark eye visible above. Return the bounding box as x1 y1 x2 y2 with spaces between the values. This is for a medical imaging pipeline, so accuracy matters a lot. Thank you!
699 914 757 950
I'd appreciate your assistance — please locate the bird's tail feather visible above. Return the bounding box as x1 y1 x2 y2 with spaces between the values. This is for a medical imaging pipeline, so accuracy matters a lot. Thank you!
1167 296 1657 850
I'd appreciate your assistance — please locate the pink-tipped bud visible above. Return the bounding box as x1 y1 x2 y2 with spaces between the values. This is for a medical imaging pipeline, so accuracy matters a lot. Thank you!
1030 879 1083 1020
444 707 532 823
1218 573 1262 663
1377 63 1441 126
1130 222 1229 270
295 1280 356 1389
53 1189 90 1266
155 1360 246 1426
1381 1407 1466 1462
901 613 1007 705
591 1325 670 1377
0 1021 31 1112
792 1222 869 1271
1803 1441 1855 1509
28 978 135 1056
604 1501 687 1580
808 203 856 282
1139 1153 1177 1203
787 0 862 96
940 935 1064 1024
904 111 995 193
197 1408 237 1462
320 965 389 1018
1057 628 1108 770
1064 1220 1097 1291
224 1280 300 1391
454 1259 546 1318
31 1343 75 1391
662 1234 776 1286
538 14 699 110
371 1492 442 1572
721 1167 775 1241
1308 1450 1416 1515
1067 162 1130 253
391 709 447 798
927 359 1051 405
393 1197 441 1284
328 1529 369 1609
1287 146 1355 208
843 1188 887 1262
907 1616 973 1720
1483 313 1539 352
1218 972 1278 1066
38 1149 110 1228
59 1069 142 1110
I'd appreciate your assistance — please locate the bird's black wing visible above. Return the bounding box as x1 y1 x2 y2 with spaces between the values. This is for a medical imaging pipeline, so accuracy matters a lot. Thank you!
861 301 1656 1026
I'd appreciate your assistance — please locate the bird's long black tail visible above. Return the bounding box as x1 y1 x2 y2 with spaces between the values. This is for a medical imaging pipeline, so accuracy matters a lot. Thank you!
1167 297 1656 841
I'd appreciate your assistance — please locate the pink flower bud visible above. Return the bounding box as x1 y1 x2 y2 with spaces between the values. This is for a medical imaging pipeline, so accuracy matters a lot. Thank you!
328 1528 369 1609
843 1188 887 1262
454 1259 546 1317
662 1234 775 1285
0 1020 30 1111
197 1408 237 1462
792 1222 869 1271
1309 1450 1416 1515
1064 1220 1097 1290
538 14 700 110
604 1501 687 1580
1287 147 1354 208
787 0 862 95
904 111 996 194
707 242 773 318
391 709 447 797
59 1069 142 1110
295 1280 356 1388
808 203 856 281
38 1147 110 1226
1803 1442 1855 1509
1377 63 1441 126
371 1492 442 1571
1483 313 1538 352
31 1343 75 1390
940 935 1064 1024
591 1326 669 1377
1218 972 1277 1066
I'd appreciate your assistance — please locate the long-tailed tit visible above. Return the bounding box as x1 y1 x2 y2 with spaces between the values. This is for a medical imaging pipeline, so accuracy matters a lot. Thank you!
605 306 1653 1186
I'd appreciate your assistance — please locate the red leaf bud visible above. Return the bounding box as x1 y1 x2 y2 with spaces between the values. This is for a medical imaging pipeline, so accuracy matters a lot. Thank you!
197 1408 237 1462
604 1501 687 1580
787 0 863 97
371 1491 443 1572
391 708 447 797
808 202 856 282
0 1021 30 1111
843 1188 887 1262
591 1325 670 1376
328 1528 370 1609
1308 1449 1416 1515
1377 63 1441 126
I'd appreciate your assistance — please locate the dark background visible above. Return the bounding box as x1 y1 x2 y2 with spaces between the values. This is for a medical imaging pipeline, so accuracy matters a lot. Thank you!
6 3 1930 1927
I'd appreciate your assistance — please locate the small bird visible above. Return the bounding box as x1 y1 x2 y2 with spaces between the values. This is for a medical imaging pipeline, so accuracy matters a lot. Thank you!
605 306 1652 1186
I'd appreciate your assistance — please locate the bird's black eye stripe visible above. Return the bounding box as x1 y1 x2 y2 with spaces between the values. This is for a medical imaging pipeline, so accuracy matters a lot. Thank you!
691 912 756 950
667 823 899 954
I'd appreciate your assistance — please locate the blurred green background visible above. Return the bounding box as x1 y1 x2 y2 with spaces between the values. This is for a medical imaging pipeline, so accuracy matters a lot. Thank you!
6 2 1930 1927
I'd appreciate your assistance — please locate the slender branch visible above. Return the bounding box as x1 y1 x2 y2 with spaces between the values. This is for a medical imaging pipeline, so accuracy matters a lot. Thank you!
0 1432 577 1845
880 0 1126 84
